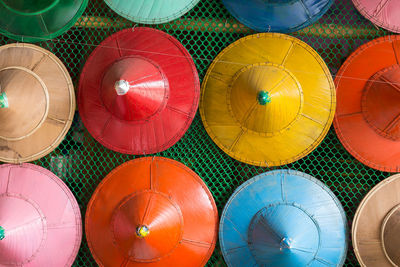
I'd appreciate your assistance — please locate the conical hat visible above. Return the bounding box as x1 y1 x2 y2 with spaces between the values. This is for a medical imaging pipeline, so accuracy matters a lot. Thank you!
0 0 88 42
200 33 335 167
104 0 200 24
220 169 347 267
85 157 218 266
352 174 400 266
0 163 82 266
334 35 400 172
353 0 400 33
0 43 76 163
79 28 199 155
222 0 333 33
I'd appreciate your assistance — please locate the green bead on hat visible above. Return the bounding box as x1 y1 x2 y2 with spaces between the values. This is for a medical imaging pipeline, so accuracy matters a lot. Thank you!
257 90 271 105
0 226 5 240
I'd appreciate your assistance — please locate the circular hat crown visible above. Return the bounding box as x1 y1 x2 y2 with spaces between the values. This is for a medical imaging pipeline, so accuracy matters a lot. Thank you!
100 56 169 121
362 64 400 141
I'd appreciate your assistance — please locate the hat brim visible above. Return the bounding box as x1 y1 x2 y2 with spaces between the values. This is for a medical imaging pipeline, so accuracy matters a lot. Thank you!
353 0 400 33
78 28 199 155
0 163 82 266
104 0 200 24
200 33 335 167
334 36 400 172
85 157 218 266
221 0 333 33
0 44 75 163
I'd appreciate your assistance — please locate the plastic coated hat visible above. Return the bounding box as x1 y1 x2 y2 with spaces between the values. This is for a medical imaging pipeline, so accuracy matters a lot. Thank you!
353 0 400 33
0 163 82 266
352 174 400 266
104 0 200 24
334 36 400 172
0 0 88 42
222 0 333 33
85 157 218 266
79 27 199 155
0 43 75 163
220 169 347 267
200 33 335 167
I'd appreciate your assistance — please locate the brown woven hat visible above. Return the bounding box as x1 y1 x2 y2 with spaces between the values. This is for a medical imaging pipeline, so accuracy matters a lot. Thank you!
0 43 75 163
353 174 400 266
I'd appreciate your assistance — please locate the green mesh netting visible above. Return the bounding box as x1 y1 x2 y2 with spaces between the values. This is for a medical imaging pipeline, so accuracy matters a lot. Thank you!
0 0 391 266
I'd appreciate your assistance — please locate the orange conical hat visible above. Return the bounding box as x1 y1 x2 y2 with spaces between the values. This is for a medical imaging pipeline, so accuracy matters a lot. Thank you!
85 157 218 266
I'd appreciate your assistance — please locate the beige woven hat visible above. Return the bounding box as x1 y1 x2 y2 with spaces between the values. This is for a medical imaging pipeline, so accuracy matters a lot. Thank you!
353 174 400 266
0 43 75 163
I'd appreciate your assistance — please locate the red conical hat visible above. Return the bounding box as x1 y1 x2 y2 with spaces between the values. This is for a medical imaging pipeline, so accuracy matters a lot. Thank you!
85 157 218 266
78 28 199 154
334 35 400 172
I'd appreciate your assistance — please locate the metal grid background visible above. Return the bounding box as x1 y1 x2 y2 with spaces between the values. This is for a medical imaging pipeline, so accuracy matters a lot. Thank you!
0 0 391 266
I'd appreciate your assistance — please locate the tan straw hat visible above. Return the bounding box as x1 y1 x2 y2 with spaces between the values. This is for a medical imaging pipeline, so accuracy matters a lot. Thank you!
0 43 75 163
353 174 400 266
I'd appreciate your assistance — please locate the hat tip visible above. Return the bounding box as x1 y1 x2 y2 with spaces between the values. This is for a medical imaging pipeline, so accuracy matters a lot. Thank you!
0 92 9 108
0 226 5 240
257 90 271 105
136 225 150 238
114 80 130 96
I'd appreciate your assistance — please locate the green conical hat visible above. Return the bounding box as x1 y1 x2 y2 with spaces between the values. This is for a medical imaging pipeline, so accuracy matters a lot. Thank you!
0 0 88 42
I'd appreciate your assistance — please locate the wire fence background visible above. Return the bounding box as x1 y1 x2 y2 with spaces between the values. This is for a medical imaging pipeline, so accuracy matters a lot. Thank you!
0 0 392 266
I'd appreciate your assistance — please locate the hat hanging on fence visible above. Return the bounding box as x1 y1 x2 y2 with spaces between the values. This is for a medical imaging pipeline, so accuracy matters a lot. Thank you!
78 27 199 155
352 0 400 33
221 0 333 33
219 169 347 267
353 173 400 266
104 0 200 24
0 43 75 163
200 33 336 167
334 35 400 172
0 163 82 266
0 0 88 42
85 157 218 266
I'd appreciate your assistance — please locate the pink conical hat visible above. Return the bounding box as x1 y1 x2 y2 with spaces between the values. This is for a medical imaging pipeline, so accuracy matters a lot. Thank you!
0 164 82 266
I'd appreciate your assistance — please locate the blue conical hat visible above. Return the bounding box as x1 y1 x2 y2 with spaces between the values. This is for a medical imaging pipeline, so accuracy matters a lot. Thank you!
222 0 333 33
220 169 347 267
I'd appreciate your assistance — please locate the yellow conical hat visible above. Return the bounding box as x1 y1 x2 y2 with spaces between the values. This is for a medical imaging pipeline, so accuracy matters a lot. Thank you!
200 33 335 167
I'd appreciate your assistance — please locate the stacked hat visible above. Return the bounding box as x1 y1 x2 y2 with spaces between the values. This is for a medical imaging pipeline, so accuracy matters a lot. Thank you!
79 27 199 155
0 0 88 42
353 174 400 266
222 0 333 32
0 163 82 266
0 43 76 163
220 169 347 267
104 0 200 24
334 35 400 172
85 157 218 266
352 0 400 33
200 33 336 167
